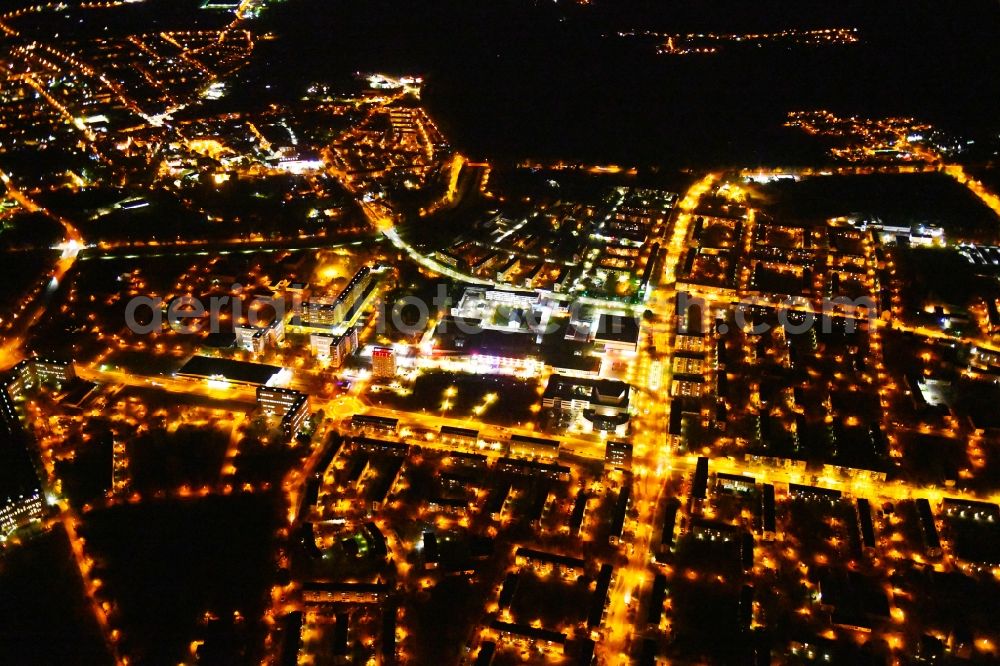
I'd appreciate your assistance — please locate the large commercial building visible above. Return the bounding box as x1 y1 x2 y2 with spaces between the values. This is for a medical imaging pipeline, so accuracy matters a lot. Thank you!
542 375 631 435
449 287 547 334
177 356 284 387
592 313 641 352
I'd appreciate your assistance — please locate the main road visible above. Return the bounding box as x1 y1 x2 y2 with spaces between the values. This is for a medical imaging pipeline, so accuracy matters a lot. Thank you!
597 172 719 663
0 173 84 370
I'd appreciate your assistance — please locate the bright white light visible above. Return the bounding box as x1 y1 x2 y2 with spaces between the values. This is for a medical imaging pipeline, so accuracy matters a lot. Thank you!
207 377 229 390
270 368 293 386
55 239 82 259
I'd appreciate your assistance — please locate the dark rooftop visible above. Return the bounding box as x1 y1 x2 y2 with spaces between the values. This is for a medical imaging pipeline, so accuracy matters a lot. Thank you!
177 355 282 386
515 546 585 570
489 620 567 644
593 313 641 346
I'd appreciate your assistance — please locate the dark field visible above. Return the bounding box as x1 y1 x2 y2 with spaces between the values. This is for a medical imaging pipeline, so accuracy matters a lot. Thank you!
369 371 539 428
78 494 282 666
0 526 114 666
757 173 1000 240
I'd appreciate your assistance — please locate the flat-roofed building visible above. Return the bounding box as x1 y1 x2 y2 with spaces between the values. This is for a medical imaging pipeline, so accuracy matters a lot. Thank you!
542 375 631 435
277 611 302 666
444 450 487 469
484 481 512 520
672 356 704 376
509 433 560 459
716 472 755 495
3 358 77 430
605 440 633 469
789 483 842 503
178 356 283 387
1 422 44 537
675 334 705 355
690 517 742 542
761 484 778 541
592 314 640 352
368 457 405 510
587 564 615 629
434 250 468 272
257 386 310 437
0 482 43 538
474 641 497 666
303 301 341 327
495 457 570 481
284 281 311 311
32 358 76 384
363 521 388 560
236 325 269 355
428 495 469 516
235 315 285 355
440 425 479 448
350 414 398 434
489 620 566 651
671 376 704 398
485 288 539 307
568 490 588 536
302 581 388 605
257 386 305 417
497 572 520 610
371 346 396 378
609 479 632 545
657 498 681 557
941 497 1000 522
0 371 29 430
2 358 76 427
303 266 374 327
691 456 709 507
355 437 408 457
916 498 942 556
514 547 585 576
310 327 359 367
857 498 876 551
646 573 668 628
280 394 310 437
381 600 397 664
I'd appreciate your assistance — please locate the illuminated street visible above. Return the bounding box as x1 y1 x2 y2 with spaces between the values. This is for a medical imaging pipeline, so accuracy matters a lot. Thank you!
1 2 1000 665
